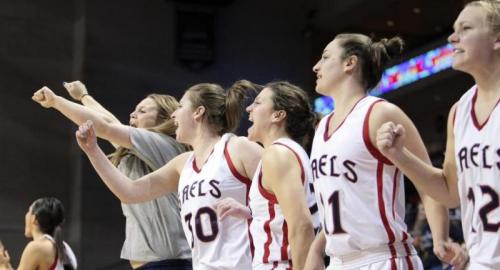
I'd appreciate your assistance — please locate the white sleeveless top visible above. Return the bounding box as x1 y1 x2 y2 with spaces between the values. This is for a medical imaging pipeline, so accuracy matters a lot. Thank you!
310 96 416 263
248 138 320 269
43 234 77 270
453 86 500 269
178 133 252 270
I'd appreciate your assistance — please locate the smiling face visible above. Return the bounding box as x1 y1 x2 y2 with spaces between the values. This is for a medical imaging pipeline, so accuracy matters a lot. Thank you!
171 92 197 144
448 5 498 74
129 98 159 128
312 39 347 95
245 88 277 142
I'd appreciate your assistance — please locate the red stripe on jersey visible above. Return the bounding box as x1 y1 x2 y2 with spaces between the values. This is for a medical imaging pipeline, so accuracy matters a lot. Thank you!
263 200 277 263
224 141 252 190
49 253 58 270
271 261 278 269
376 162 398 265
192 149 214 173
248 218 255 258
392 169 399 219
391 257 397 270
323 96 368 141
281 221 289 261
258 171 279 204
273 142 305 184
470 87 500 131
363 100 393 165
402 232 414 270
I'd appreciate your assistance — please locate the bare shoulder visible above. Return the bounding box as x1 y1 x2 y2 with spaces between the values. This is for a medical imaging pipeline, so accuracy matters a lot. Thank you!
22 239 54 262
228 136 263 154
262 144 295 167
370 100 406 123
170 151 193 170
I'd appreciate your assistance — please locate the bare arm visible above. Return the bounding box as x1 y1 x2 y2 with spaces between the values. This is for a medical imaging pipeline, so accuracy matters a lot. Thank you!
226 136 263 179
304 229 326 270
375 103 460 208
76 121 186 203
33 87 133 148
371 103 450 249
64 80 121 125
262 145 315 270
16 242 45 270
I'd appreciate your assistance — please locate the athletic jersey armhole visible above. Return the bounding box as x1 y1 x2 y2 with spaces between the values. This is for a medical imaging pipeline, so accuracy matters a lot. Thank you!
49 253 58 270
223 141 252 186
257 171 279 204
362 100 393 165
272 142 305 185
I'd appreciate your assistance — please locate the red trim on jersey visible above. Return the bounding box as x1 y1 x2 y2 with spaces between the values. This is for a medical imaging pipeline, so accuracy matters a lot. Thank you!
391 169 399 219
248 218 255 258
192 149 214 173
263 200 276 263
363 100 393 165
402 232 414 270
273 142 305 184
281 221 290 261
390 258 397 270
49 253 58 270
470 87 500 131
271 261 278 269
224 141 252 189
258 171 279 204
376 162 398 264
323 96 368 141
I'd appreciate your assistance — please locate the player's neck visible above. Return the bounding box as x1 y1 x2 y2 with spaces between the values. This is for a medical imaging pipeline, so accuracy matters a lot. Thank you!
261 128 289 148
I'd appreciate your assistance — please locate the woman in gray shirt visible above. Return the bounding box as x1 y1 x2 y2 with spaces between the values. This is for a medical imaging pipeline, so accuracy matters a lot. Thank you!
32 81 192 270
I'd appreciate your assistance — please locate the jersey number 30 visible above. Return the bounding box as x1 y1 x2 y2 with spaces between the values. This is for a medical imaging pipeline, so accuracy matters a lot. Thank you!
184 207 219 247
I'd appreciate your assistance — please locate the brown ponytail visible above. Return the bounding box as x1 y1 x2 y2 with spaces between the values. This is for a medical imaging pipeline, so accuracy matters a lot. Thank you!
336 33 404 90
187 80 262 135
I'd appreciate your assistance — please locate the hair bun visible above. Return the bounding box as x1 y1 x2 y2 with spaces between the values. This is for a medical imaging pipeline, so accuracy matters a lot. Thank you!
379 37 404 58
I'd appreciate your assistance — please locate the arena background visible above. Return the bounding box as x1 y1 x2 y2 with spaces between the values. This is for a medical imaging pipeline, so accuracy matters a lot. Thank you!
0 0 474 268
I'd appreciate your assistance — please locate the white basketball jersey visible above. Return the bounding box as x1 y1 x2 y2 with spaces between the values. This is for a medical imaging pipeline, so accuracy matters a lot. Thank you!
178 134 252 270
310 96 417 267
453 86 500 269
249 138 320 269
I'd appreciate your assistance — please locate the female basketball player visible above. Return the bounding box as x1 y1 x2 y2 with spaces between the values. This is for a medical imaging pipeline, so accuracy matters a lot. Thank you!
74 81 263 270
377 1 500 269
304 33 453 270
216 81 320 270
32 82 192 269
0 197 77 270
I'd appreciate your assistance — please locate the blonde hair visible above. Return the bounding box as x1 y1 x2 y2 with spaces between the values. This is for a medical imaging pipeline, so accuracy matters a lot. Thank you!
110 94 189 165
466 0 500 34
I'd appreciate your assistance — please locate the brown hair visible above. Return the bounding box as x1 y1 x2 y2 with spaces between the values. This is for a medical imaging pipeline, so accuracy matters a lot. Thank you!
187 80 263 135
335 33 404 90
265 81 317 152
110 94 189 166
466 0 500 34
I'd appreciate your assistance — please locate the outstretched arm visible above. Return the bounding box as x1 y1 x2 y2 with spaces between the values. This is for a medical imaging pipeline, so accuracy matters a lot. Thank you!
63 81 121 125
33 86 132 148
262 145 315 270
76 121 185 203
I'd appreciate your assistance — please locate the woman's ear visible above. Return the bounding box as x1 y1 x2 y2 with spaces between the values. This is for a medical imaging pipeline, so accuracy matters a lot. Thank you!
272 110 287 123
343 55 359 73
193 106 206 121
